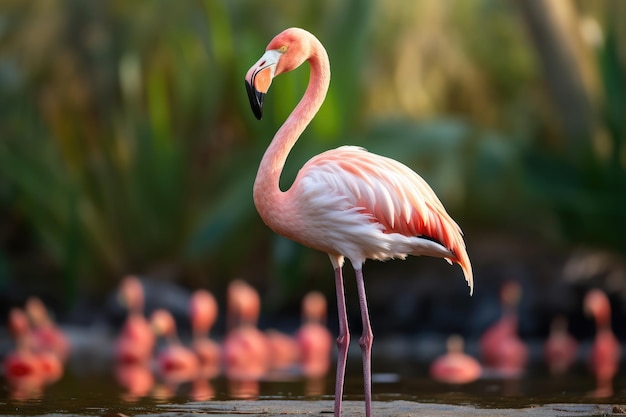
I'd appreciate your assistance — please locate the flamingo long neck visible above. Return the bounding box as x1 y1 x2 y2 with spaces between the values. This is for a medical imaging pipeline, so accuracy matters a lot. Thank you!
253 37 330 233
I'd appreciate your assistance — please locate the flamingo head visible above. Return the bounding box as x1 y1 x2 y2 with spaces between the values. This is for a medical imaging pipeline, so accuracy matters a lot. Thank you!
302 291 327 324
189 289 218 334
499 279 522 311
118 275 145 315
150 309 176 339
227 279 261 327
245 28 313 119
25 297 50 327
584 289 611 326
8 308 30 339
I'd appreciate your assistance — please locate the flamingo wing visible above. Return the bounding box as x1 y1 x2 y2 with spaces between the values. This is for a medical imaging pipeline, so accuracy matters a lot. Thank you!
294 146 472 292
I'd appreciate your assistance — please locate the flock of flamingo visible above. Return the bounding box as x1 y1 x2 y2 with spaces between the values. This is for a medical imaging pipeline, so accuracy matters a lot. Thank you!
3 297 70 400
1 275 621 403
2 276 334 401
430 280 622 400
113 276 334 401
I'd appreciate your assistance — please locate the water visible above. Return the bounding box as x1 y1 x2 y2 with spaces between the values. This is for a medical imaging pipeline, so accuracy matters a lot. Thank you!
1 356 623 416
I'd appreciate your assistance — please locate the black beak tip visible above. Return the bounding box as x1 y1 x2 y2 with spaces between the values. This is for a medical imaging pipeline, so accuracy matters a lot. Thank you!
245 80 264 120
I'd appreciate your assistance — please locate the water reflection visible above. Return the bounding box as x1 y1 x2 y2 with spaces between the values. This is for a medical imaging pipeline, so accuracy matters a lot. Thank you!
115 363 154 402
1 360 625 413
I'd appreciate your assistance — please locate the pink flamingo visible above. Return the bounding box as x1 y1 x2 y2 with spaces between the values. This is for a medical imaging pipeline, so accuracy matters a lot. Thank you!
245 28 472 417
3 307 64 399
266 329 300 371
584 289 621 397
222 280 270 381
114 276 155 365
25 297 70 363
479 280 527 377
189 289 221 378
296 291 333 378
14 306 64 385
151 308 199 384
429 335 481 384
3 309 45 391
544 315 578 375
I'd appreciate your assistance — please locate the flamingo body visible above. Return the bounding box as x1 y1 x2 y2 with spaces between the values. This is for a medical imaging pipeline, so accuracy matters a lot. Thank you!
223 327 270 380
479 315 528 375
544 315 578 375
245 27 473 417
266 329 300 370
278 147 471 274
297 323 333 378
430 335 481 384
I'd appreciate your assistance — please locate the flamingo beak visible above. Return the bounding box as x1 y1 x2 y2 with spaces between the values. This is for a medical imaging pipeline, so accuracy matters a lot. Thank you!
245 49 282 120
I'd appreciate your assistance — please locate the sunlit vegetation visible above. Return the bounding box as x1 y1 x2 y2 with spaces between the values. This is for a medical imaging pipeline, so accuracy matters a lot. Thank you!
0 1 624 308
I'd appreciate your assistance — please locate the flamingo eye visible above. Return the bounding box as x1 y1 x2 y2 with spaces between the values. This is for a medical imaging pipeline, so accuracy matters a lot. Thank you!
278 45 287 53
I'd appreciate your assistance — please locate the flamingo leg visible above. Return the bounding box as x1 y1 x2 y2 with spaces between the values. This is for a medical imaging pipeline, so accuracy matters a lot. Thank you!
355 268 373 417
333 267 350 417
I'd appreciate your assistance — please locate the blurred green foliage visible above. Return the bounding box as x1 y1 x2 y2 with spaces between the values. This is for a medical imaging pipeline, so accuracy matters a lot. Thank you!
0 0 624 308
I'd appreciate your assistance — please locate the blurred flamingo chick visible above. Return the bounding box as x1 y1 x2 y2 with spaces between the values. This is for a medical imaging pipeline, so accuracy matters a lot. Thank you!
189 289 221 378
584 289 621 397
25 297 70 363
479 280 528 377
151 308 199 384
430 335 481 384
543 315 578 375
114 276 155 365
296 291 333 378
222 280 270 381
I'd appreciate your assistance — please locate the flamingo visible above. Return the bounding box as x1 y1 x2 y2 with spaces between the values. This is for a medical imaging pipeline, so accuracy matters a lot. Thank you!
24 297 70 363
479 280 527 377
3 308 45 393
151 308 199 384
114 276 155 365
3 307 64 399
189 289 221 378
429 334 481 384
245 27 473 417
584 289 621 397
265 329 300 371
222 280 270 381
543 315 578 375
296 291 333 378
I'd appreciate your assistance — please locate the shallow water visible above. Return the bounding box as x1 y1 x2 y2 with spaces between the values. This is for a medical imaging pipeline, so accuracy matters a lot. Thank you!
1 356 623 416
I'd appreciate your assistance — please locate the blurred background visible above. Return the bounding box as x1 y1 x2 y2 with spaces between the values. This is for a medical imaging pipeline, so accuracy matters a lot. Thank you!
0 0 625 343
